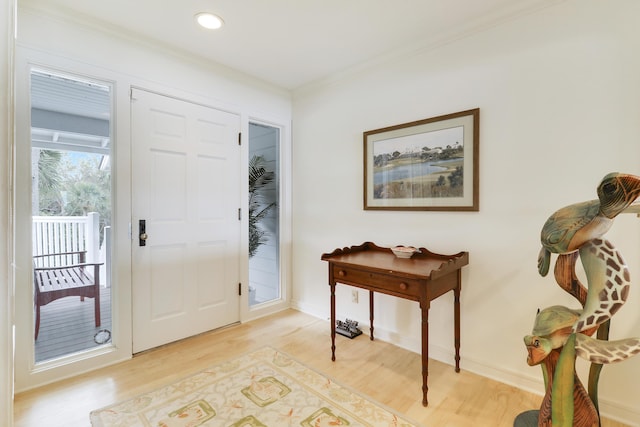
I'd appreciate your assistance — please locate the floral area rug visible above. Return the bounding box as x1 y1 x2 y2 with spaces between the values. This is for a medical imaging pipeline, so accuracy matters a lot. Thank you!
90 346 422 427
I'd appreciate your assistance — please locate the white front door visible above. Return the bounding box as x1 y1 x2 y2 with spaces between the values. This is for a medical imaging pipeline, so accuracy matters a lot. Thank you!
131 89 241 353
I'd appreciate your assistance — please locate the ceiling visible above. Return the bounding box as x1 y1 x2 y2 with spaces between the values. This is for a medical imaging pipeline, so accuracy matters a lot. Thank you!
20 0 563 90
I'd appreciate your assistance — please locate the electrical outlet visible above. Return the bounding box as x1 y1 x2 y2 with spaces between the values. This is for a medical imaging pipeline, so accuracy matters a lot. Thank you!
351 290 359 303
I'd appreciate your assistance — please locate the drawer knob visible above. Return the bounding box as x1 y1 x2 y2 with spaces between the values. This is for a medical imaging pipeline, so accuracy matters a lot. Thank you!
399 282 408 290
338 270 346 277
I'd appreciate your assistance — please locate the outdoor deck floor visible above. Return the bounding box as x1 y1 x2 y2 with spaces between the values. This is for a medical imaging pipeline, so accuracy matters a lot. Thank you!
34 286 112 363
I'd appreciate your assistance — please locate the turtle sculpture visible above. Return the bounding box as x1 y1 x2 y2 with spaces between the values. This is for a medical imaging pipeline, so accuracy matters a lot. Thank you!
524 305 640 368
537 172 640 334
524 305 640 427
538 172 640 278
521 171 640 427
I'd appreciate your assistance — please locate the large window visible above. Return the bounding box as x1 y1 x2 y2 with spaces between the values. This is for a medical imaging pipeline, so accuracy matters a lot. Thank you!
30 69 113 362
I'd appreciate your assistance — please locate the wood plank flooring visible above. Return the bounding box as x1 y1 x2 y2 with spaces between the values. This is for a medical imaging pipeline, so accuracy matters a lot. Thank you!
14 309 629 427
35 287 112 362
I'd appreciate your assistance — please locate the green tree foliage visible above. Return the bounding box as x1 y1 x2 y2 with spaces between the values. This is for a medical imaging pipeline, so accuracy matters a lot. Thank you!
62 156 110 217
248 155 276 258
37 150 64 215
36 149 111 241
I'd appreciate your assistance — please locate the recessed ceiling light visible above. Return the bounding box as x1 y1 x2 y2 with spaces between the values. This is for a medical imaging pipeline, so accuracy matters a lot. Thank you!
195 12 224 30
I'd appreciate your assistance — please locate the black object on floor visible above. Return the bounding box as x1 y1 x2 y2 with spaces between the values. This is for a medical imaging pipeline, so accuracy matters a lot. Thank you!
336 319 363 339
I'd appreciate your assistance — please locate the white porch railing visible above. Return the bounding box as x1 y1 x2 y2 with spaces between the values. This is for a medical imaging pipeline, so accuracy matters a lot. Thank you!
32 212 111 286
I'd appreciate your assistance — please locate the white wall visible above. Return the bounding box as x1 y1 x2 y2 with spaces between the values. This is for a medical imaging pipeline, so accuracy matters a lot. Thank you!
1 1 16 425
291 0 640 424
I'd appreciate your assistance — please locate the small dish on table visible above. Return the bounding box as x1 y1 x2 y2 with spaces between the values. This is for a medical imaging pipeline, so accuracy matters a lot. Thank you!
391 245 419 258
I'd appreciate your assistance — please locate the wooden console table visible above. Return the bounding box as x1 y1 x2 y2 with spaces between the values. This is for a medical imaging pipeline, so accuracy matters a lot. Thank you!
321 241 469 406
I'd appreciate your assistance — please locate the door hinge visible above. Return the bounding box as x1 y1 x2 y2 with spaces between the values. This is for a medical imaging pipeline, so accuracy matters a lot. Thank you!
238 132 242 146
238 208 241 220
238 283 242 296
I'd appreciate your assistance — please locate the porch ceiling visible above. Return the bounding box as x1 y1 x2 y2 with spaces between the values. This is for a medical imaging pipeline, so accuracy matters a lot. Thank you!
30 70 111 154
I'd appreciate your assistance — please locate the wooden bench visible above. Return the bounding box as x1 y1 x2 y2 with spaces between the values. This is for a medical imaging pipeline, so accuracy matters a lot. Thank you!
33 251 103 340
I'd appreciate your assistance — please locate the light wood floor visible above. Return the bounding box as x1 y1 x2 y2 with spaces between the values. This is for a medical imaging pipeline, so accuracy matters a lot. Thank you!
14 309 629 427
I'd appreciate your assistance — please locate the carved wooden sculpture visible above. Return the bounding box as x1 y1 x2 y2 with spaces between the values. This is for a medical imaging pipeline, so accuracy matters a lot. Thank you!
519 172 640 427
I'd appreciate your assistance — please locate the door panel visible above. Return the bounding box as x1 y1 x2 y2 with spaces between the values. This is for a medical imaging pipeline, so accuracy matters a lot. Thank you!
131 89 240 353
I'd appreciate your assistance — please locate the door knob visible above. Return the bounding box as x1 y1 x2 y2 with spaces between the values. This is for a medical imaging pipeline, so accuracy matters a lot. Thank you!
139 219 147 246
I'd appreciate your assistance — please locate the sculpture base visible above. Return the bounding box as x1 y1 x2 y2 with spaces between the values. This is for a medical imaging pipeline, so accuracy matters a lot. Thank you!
514 410 538 427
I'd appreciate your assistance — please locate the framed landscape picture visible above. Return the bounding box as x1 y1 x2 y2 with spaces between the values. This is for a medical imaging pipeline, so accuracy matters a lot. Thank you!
363 108 479 211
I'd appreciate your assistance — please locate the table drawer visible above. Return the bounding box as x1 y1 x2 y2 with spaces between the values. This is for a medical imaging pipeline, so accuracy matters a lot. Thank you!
332 265 421 298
